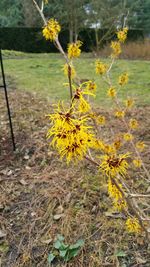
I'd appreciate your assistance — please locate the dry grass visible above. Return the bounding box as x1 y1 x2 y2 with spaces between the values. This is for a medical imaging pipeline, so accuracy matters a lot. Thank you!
99 39 150 60
0 89 150 267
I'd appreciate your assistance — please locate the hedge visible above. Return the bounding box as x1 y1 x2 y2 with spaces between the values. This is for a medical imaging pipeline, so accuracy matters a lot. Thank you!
0 27 144 53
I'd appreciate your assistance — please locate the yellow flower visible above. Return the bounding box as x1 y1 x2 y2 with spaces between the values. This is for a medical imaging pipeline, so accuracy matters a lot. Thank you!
63 63 76 79
68 41 82 59
102 144 116 155
113 139 122 150
117 27 128 43
123 133 134 142
42 19 61 41
111 41 121 57
92 139 105 150
125 98 134 109
89 113 106 125
118 73 128 86
114 199 127 211
133 158 142 168
84 81 97 93
47 103 95 163
97 115 106 125
136 141 146 152
95 60 107 75
44 0 49 3
78 95 91 113
107 87 117 98
108 178 127 211
74 89 91 113
99 153 130 177
115 110 125 118
129 119 138 129
126 217 142 233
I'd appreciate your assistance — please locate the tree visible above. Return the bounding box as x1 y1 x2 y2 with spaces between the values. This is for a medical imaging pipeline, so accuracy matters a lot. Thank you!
128 0 150 34
44 0 88 42
85 0 125 53
0 0 24 27
22 0 42 27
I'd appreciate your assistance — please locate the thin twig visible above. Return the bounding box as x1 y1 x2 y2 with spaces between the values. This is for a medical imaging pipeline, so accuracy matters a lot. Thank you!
32 0 73 99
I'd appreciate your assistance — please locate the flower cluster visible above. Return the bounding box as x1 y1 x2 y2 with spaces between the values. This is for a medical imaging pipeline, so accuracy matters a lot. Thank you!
68 41 82 59
115 110 125 118
125 98 134 109
118 73 129 86
117 27 128 43
129 119 138 129
123 133 134 141
95 60 107 75
111 41 122 57
47 103 95 163
100 153 130 177
84 80 97 93
107 87 116 98
125 217 142 233
133 158 142 168
108 178 127 211
43 19 61 41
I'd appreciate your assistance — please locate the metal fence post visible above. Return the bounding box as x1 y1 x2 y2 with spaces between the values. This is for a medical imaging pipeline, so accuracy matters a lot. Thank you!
0 49 16 151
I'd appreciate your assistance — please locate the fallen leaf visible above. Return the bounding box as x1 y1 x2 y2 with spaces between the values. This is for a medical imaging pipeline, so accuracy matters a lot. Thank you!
41 238 52 244
19 179 28 186
31 212 36 217
53 214 64 220
56 205 64 214
25 166 31 170
7 170 13 176
24 155 30 160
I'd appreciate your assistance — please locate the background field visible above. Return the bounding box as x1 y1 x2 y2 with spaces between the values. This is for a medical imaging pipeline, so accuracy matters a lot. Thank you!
2 50 150 106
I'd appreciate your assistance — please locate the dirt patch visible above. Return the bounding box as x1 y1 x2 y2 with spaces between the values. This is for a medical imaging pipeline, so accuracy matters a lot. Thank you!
0 89 150 267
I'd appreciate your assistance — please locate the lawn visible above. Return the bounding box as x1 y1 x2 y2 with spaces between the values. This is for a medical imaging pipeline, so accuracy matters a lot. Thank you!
2 50 150 106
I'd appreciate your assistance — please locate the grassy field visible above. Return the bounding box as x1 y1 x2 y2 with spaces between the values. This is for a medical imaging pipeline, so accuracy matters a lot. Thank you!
2 50 150 106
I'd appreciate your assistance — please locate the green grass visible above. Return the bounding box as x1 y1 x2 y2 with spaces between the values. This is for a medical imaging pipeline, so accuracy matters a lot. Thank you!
2 50 150 106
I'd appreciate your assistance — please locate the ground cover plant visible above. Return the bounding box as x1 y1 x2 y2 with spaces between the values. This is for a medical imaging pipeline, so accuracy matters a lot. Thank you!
0 1 150 266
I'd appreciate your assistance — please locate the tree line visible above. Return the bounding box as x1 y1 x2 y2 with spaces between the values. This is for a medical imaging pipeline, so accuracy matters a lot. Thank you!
0 0 149 50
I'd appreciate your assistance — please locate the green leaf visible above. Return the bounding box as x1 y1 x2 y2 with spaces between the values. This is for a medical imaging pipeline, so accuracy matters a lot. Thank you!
47 252 55 263
57 234 64 241
115 250 127 257
53 240 62 249
54 240 62 249
54 239 69 251
59 248 68 258
69 239 84 249
66 248 80 261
